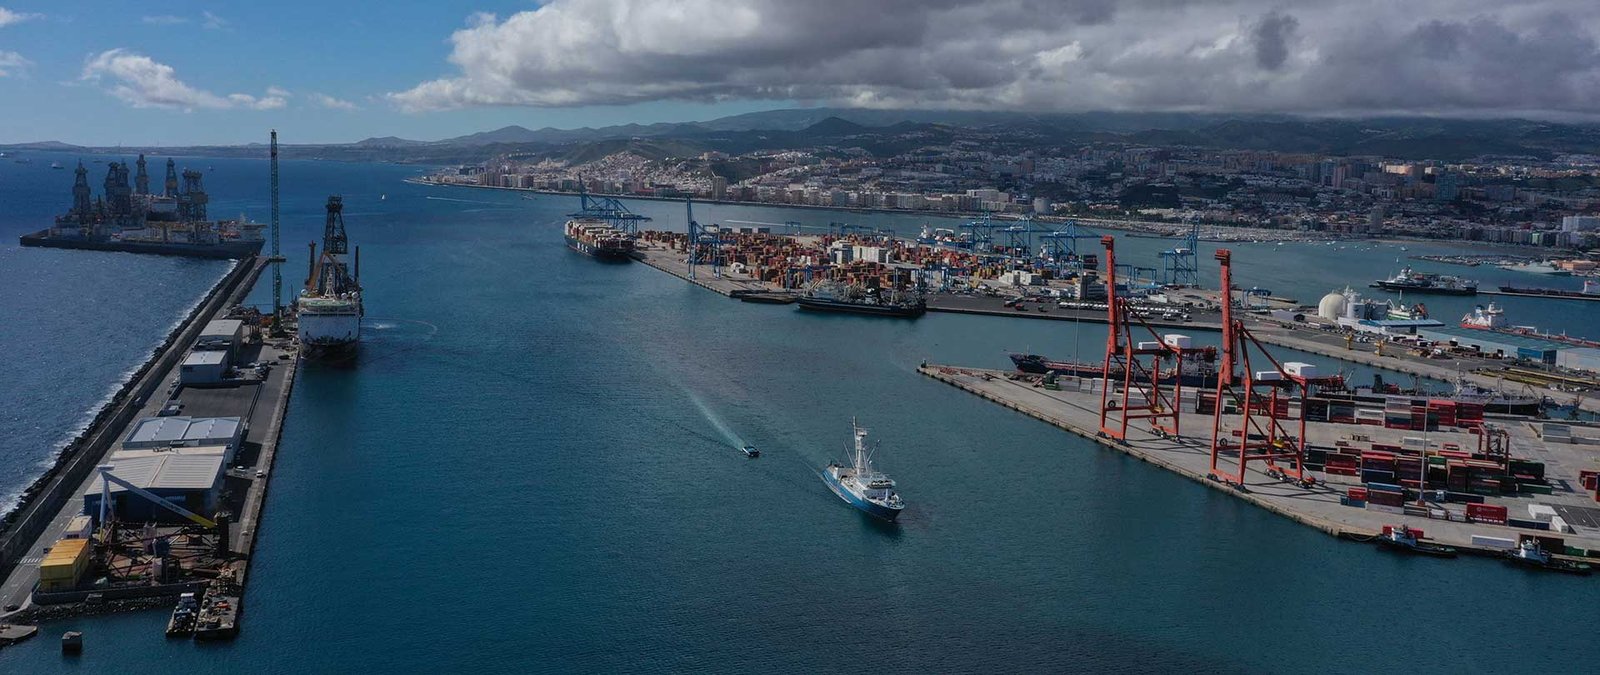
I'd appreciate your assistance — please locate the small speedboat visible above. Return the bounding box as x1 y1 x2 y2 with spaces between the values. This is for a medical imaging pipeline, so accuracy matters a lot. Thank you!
1375 525 1456 558
740 444 760 458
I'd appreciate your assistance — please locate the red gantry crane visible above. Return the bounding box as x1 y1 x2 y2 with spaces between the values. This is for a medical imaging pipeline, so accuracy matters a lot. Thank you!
1096 236 1210 441
1207 249 1343 488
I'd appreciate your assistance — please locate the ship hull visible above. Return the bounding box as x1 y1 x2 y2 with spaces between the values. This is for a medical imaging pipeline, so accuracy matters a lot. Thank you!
1493 286 1600 302
298 310 360 362
1009 354 1216 388
19 229 263 260
565 235 634 261
797 297 926 318
821 469 902 521
1372 281 1476 296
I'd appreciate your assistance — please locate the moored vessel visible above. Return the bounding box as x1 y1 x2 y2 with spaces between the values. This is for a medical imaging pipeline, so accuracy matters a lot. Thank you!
797 280 926 318
564 217 635 259
1490 280 1600 302
1371 267 1477 296
1505 539 1591 575
1375 525 1457 558
821 419 905 521
1461 303 1600 348
1009 352 1220 388
297 196 363 361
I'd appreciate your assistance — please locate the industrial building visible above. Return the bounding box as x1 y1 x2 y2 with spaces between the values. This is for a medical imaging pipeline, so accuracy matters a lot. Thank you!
82 451 226 524
179 350 230 385
122 416 242 461
1417 326 1564 364
195 318 245 363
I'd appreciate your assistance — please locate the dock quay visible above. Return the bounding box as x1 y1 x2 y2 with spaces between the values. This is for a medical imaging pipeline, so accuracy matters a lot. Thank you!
631 242 777 298
919 364 1600 564
0 252 301 638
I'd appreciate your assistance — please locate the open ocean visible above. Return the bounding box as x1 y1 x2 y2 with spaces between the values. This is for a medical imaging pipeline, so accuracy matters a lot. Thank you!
2 151 1598 672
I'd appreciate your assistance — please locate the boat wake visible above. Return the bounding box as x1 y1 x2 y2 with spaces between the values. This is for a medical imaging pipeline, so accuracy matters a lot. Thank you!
424 196 504 206
683 389 743 449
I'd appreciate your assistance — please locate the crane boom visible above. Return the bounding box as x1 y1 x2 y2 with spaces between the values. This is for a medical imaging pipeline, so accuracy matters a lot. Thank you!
97 465 218 529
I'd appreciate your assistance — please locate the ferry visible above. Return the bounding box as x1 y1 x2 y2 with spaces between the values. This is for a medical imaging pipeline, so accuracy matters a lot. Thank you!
821 420 905 521
1371 267 1477 296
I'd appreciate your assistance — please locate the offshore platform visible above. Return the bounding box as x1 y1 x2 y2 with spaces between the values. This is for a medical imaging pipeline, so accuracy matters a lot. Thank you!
18 157 264 259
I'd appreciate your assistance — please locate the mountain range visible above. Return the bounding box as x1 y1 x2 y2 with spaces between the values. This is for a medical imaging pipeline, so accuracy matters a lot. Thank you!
9 108 1600 162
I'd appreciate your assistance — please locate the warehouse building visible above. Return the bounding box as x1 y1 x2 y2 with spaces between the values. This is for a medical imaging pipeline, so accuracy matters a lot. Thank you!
195 318 245 364
122 416 242 462
179 350 230 385
1418 326 1563 364
82 451 226 524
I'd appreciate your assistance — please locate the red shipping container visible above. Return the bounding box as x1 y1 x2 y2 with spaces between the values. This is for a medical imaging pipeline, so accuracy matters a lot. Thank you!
1466 503 1508 524
1349 487 1369 500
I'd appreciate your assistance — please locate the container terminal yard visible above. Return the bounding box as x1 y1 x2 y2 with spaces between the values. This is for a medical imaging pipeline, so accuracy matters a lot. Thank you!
915 240 1600 564
0 133 327 646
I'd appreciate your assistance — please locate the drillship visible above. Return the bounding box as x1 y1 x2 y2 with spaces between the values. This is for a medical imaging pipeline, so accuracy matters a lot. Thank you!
297 196 363 361
19 158 264 259
821 420 905 521
564 182 649 260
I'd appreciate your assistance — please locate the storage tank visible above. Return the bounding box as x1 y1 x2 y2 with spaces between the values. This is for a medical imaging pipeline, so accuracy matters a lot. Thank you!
1317 290 1348 321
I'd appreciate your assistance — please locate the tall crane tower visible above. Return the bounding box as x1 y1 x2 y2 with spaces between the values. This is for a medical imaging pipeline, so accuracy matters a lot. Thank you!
270 130 282 322
1159 216 1201 287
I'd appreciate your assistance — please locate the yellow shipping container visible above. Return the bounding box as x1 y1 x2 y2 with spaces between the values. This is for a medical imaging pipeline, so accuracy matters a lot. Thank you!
38 537 90 589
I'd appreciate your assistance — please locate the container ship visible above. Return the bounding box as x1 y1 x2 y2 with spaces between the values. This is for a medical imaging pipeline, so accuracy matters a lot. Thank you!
1488 279 1600 302
1370 267 1477 296
564 185 649 260
297 196 363 361
564 218 635 259
19 158 263 259
797 280 926 318
821 420 905 522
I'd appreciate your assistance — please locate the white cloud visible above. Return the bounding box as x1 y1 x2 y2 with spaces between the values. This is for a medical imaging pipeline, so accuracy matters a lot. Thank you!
0 50 29 76
81 49 288 111
388 0 1600 118
0 7 41 28
141 15 188 26
309 93 359 110
201 10 226 30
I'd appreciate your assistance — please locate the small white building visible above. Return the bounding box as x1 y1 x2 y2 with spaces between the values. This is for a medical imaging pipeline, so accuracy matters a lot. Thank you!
179 350 229 385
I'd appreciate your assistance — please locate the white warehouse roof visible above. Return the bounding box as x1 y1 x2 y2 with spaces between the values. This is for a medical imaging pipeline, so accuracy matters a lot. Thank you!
123 416 242 449
84 453 225 495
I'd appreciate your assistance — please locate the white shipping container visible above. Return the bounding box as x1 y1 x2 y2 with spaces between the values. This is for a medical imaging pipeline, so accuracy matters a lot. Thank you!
1550 515 1574 534
1471 535 1517 550
63 514 93 540
1283 362 1319 378
1163 334 1193 349
1528 504 1557 522
1137 341 1163 351
1253 370 1282 382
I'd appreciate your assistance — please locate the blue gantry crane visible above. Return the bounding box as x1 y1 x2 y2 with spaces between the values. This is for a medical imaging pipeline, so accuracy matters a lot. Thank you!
1037 219 1099 272
685 197 724 279
1159 216 1201 288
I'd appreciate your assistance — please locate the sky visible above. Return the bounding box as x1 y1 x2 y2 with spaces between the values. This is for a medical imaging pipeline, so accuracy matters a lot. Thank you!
1 0 1598 146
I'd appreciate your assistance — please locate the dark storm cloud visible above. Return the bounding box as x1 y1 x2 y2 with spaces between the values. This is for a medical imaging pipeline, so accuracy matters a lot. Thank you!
1250 9 1298 70
391 0 1600 118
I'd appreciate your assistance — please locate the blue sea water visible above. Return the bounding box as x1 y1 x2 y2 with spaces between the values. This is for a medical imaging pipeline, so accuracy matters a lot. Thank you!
1 152 1598 672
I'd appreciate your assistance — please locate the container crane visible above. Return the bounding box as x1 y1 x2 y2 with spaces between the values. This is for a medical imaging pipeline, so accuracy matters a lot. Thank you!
1096 236 1206 441
1159 217 1201 287
1206 250 1343 488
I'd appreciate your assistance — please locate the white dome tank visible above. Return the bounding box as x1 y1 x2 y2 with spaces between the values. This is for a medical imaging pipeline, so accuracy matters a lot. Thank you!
1317 290 1348 321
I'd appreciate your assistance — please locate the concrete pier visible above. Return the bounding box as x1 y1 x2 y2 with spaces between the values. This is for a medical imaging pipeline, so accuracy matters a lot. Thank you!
0 256 302 629
631 242 778 298
919 364 1600 560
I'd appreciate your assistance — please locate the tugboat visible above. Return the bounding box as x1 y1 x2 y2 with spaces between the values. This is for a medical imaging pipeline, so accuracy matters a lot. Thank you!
821 419 905 521
1505 539 1592 575
740 444 760 458
1374 525 1457 558
165 592 199 638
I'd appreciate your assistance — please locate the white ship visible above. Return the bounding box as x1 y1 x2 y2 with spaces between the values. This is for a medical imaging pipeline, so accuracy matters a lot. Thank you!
298 196 362 361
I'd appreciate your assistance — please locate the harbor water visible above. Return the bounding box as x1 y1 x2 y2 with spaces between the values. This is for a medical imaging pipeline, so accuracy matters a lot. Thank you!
2 154 1599 671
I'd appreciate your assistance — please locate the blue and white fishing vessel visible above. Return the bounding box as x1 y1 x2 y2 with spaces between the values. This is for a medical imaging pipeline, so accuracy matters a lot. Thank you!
822 419 905 521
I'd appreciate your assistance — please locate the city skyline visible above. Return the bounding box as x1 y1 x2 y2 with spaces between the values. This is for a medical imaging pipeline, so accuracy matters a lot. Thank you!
1 0 1598 145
